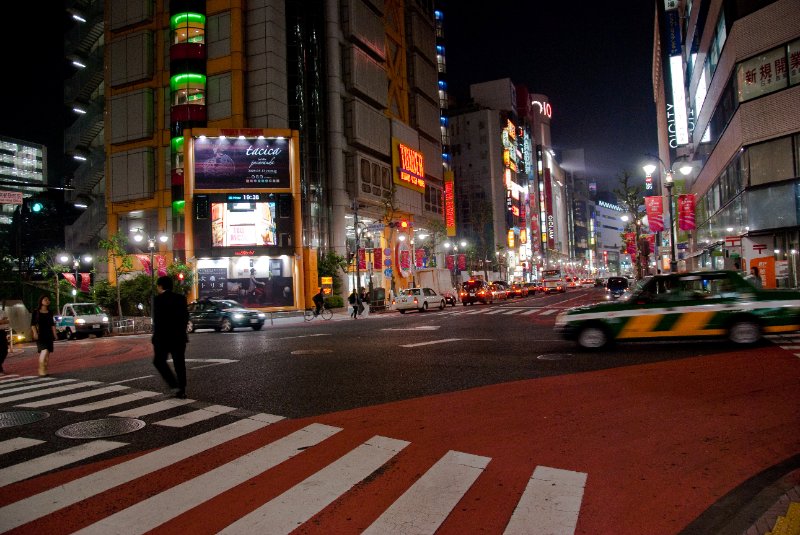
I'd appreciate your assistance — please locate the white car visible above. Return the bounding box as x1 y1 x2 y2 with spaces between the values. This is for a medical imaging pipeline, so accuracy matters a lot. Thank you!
392 287 446 313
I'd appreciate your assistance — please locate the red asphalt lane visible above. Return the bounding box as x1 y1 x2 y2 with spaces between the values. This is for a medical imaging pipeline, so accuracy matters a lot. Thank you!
3 340 799 533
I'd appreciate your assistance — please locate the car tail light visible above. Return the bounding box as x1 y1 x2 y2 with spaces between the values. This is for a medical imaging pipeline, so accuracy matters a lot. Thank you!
413 298 418 304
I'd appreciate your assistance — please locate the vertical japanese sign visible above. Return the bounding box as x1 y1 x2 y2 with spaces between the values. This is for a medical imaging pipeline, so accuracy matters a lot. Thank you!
544 168 555 249
358 249 366 270
457 254 466 271
373 248 382 270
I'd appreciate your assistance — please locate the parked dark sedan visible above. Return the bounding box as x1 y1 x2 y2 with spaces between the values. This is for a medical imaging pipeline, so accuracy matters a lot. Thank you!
187 299 266 333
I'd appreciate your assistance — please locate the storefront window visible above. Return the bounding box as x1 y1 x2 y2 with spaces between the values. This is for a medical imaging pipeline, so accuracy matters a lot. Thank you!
749 136 794 187
746 182 799 231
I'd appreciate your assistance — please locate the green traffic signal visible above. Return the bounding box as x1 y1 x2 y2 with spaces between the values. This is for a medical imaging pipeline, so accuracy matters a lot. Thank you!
31 202 44 213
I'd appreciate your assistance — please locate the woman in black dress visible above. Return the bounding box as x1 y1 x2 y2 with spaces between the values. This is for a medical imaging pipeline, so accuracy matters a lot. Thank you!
31 295 56 376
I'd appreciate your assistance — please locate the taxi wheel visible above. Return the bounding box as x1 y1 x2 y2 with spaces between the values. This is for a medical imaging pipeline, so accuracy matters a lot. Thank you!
421 302 429 312
221 319 234 332
187 320 195 333
399 309 406 314
577 325 609 349
728 320 761 344
439 300 445 310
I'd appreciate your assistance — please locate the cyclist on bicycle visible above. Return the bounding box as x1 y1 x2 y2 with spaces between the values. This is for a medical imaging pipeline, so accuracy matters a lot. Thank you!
312 288 325 316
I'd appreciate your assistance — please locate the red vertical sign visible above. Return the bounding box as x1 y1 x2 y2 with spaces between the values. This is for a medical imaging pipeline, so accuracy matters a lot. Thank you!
457 254 466 270
644 196 664 232
415 248 425 268
446 255 454 270
373 248 382 270
678 194 696 230
358 249 366 270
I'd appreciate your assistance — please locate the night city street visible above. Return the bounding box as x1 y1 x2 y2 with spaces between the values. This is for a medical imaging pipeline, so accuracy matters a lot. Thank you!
1 287 798 534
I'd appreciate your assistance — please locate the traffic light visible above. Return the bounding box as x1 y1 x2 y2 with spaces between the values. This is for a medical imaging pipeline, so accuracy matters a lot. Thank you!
177 272 185 282
31 201 44 213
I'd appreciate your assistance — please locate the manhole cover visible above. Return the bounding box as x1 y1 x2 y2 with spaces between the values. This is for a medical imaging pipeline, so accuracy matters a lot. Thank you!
291 349 334 355
56 417 146 439
0 410 50 428
537 353 573 360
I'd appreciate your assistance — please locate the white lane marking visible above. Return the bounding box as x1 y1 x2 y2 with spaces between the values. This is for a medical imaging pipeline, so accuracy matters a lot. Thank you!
779 345 800 349
62 390 162 413
0 378 75 394
0 417 274 531
109 375 155 385
0 381 101 404
154 405 237 427
382 326 441 331
484 309 508 315
400 338 462 347
0 376 55 387
0 375 22 382
110 398 196 418
0 438 45 456
521 309 540 315
272 334 331 340
539 309 558 316
74 423 342 535
16 385 130 408
0 440 128 487
364 450 491 535
504 465 587 535
502 309 524 315
179 358 239 370
219 435 410 535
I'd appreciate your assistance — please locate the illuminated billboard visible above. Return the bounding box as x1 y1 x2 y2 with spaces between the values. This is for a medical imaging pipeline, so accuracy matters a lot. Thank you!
444 170 456 237
194 136 290 189
392 139 426 193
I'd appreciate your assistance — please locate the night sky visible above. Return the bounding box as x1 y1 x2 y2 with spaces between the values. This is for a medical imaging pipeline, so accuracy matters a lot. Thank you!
441 1 659 189
0 3 658 190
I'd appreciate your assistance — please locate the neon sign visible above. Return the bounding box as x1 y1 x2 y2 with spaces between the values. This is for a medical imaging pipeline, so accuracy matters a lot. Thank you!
531 100 553 118
392 139 426 193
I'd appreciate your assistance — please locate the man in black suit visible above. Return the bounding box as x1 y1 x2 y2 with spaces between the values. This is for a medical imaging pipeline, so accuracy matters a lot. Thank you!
152 275 189 398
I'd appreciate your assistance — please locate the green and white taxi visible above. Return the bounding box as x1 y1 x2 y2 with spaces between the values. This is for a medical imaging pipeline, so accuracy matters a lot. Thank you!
555 270 800 349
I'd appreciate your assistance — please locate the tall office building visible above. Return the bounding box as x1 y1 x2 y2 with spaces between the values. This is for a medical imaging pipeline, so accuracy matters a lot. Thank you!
63 0 444 306
651 0 800 286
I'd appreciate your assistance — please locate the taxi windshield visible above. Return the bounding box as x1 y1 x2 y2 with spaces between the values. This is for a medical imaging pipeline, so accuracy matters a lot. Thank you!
71 304 104 315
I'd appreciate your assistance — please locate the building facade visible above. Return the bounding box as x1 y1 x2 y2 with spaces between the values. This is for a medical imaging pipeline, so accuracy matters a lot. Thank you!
652 0 800 287
64 0 445 308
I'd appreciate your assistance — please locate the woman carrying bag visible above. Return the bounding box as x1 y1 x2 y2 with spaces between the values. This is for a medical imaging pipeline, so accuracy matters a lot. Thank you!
31 295 56 376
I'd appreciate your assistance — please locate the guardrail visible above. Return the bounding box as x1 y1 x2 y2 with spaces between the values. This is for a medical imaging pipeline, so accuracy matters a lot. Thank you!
112 317 152 335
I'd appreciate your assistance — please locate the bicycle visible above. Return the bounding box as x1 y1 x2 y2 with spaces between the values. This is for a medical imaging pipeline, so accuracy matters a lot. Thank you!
304 305 332 321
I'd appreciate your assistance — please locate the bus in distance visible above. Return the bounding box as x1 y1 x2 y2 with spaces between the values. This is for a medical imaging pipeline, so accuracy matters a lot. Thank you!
542 268 566 294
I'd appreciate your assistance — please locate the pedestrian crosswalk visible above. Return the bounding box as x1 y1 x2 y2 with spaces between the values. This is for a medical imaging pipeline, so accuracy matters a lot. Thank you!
427 306 565 318
0 374 588 533
765 333 800 357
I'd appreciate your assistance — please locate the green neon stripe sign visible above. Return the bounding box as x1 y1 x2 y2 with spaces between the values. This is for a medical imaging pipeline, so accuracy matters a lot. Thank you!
170 13 206 29
170 73 206 91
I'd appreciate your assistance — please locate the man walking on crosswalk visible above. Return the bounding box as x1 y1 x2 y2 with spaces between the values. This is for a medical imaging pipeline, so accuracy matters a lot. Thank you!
152 275 189 398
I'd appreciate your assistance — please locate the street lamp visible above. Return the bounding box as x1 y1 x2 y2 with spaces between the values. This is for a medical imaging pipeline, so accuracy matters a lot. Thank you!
644 155 694 273
133 228 169 316
57 253 93 307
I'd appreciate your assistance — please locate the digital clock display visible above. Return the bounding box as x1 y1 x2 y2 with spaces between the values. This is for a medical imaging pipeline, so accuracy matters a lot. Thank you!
226 193 262 202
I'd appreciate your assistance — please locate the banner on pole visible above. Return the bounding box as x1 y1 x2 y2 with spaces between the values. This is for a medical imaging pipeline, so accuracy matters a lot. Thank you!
678 194 696 230
644 196 664 232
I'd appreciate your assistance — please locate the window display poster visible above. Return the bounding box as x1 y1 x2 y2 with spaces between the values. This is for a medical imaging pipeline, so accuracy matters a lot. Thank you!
737 47 788 102
194 136 291 189
198 268 228 299
211 202 276 247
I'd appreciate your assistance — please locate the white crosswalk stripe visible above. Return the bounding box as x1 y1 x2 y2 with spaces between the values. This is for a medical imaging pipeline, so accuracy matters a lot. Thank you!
74 423 341 535
219 435 410 534
0 438 44 456
0 381 101 404
16 385 131 408
0 440 128 487
0 377 588 533
154 404 237 427
0 378 76 394
364 450 490 534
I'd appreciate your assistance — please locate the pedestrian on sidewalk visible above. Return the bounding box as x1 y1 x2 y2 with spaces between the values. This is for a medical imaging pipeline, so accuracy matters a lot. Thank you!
348 289 359 319
0 301 9 374
152 275 189 398
31 295 56 376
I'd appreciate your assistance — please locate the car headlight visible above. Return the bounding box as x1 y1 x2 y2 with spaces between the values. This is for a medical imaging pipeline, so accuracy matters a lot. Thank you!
76 318 86 324
102 317 109 322
233 313 244 320
258 313 265 318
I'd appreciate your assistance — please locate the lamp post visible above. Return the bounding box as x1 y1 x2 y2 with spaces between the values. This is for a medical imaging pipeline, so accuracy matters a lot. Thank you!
57 253 93 308
133 228 169 316
644 156 693 273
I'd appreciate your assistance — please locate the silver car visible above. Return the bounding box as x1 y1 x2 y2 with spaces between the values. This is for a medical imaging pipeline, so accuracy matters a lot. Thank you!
391 287 446 313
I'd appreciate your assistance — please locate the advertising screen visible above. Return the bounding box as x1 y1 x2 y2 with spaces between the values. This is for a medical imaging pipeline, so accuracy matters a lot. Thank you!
194 136 291 189
211 201 277 247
